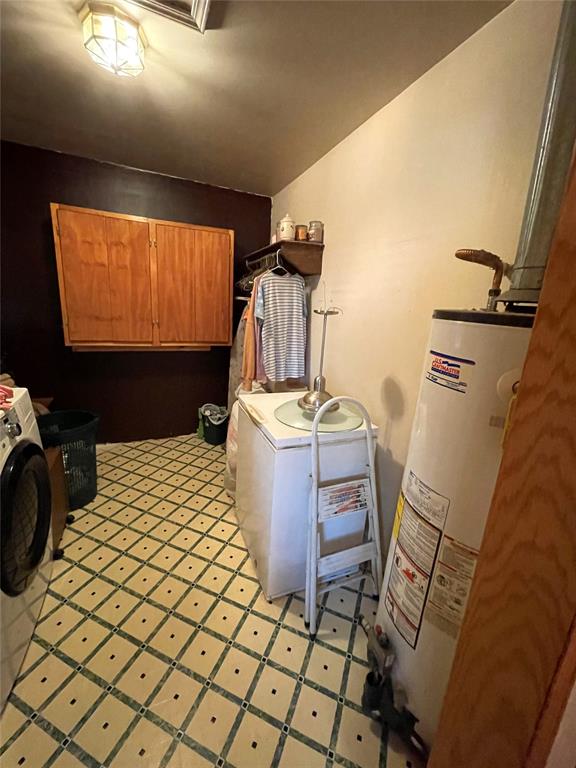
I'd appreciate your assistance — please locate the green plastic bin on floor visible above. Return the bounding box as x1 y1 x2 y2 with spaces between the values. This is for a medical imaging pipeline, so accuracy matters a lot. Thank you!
37 410 100 510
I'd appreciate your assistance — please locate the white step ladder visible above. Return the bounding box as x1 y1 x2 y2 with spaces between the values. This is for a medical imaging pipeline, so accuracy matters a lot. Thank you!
304 396 383 639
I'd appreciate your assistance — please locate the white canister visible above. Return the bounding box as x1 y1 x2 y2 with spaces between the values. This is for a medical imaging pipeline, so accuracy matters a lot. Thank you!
279 214 295 241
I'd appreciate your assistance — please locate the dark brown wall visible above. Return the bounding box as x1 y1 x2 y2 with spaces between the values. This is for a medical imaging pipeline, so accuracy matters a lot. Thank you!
1 141 270 442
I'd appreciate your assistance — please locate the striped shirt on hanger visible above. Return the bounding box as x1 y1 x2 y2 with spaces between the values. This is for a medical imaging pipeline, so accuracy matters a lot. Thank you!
255 273 307 381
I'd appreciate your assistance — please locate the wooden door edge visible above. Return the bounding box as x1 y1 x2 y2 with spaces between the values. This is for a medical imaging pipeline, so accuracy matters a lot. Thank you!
50 204 71 345
54 203 234 236
228 230 235 345
148 220 160 345
71 344 212 352
54 203 150 225
152 218 234 236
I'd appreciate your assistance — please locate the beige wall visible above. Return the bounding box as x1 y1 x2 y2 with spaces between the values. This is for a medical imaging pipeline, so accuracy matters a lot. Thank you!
546 682 576 768
272 0 561 545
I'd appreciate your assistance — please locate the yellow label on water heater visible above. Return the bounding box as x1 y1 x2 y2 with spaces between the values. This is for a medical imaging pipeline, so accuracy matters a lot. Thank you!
392 492 405 540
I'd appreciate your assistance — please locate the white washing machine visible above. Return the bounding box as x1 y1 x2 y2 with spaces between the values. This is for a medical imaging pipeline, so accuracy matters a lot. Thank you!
0 388 53 712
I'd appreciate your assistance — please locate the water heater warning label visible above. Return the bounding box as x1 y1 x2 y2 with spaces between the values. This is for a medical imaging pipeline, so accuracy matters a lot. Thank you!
425 536 479 639
426 349 475 395
385 494 442 648
405 471 450 528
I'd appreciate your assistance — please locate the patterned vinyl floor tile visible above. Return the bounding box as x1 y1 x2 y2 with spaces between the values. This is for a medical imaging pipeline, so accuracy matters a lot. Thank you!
0 434 424 768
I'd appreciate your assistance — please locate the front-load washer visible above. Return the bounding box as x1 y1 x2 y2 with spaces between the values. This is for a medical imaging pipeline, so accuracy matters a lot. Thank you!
0 387 52 712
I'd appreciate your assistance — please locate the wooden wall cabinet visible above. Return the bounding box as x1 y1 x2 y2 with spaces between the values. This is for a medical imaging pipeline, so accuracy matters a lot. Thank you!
50 204 234 350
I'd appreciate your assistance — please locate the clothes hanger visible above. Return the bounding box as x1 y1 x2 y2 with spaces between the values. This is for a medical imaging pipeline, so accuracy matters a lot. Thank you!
270 249 291 276
236 249 294 293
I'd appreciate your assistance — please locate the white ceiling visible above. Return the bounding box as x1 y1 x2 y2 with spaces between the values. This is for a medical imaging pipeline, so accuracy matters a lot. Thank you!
0 0 509 195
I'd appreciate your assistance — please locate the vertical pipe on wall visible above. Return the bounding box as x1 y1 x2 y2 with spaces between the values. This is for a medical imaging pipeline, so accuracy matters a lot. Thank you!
504 1 576 303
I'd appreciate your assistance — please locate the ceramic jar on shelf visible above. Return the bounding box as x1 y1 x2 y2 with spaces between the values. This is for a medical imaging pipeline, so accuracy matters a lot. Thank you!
278 214 295 241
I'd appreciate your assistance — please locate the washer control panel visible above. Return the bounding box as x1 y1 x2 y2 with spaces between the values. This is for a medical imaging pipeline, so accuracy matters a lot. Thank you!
0 408 23 440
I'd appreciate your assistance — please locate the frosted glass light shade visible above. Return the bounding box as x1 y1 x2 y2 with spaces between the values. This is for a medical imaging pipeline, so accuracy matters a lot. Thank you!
81 3 145 77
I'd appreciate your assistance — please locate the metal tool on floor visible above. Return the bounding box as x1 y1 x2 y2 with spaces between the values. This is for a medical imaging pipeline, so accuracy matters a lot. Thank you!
359 616 429 763
304 396 383 638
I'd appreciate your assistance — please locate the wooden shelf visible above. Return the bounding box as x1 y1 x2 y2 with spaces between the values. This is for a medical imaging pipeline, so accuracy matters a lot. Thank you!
244 240 324 276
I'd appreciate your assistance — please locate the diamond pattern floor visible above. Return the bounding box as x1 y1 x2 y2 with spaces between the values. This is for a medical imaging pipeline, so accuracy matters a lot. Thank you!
0 434 421 768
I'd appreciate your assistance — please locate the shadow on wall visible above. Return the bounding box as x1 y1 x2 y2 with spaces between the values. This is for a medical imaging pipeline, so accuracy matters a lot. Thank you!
375 376 407 554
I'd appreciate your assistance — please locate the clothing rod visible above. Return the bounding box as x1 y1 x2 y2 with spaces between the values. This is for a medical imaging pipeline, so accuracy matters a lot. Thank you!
245 249 282 272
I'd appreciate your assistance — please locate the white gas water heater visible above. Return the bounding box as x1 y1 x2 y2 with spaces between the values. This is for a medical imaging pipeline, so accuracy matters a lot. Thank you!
377 255 534 748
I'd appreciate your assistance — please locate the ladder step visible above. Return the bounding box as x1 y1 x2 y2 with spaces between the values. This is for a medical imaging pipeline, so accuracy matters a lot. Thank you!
317 541 377 579
318 564 359 585
316 571 365 596
317 473 369 489
318 477 372 521
318 505 371 523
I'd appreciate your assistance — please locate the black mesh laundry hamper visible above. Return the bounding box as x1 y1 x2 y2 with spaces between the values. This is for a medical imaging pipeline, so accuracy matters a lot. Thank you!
37 411 100 510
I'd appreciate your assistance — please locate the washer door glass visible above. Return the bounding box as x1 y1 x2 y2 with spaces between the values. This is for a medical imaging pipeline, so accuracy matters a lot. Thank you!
1 440 51 596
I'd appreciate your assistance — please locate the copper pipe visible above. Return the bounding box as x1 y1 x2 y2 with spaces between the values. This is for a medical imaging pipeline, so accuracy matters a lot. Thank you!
455 249 505 290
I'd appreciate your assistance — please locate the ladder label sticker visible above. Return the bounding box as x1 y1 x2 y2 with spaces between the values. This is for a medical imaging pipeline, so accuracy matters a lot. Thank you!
318 479 371 519
425 349 475 395
405 470 450 528
425 535 479 639
384 501 442 648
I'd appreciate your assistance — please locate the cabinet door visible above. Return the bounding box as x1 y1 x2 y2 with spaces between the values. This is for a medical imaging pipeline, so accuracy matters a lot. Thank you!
106 217 153 343
57 209 112 342
193 230 232 343
156 224 196 343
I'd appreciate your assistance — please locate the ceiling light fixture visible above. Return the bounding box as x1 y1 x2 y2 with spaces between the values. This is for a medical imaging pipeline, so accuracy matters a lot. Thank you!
80 3 146 77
